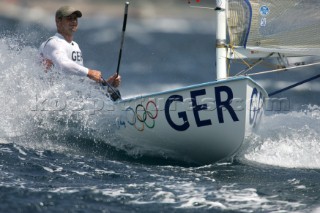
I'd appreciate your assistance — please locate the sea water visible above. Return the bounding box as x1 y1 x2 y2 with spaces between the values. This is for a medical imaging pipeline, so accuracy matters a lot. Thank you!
0 15 319 213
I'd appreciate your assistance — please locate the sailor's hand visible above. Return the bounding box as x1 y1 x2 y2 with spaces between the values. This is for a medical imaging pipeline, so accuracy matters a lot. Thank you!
106 73 121 88
87 69 102 83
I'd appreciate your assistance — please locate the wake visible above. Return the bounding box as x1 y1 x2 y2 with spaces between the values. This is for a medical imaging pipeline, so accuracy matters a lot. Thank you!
241 106 320 169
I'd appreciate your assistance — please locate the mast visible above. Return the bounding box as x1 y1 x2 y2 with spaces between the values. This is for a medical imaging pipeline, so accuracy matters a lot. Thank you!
216 0 227 80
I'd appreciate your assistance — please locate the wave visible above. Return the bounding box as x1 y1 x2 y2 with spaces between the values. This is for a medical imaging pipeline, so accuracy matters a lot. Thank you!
240 106 320 169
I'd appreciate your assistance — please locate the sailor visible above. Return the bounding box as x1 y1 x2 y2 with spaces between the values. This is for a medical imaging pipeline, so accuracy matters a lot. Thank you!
39 5 121 87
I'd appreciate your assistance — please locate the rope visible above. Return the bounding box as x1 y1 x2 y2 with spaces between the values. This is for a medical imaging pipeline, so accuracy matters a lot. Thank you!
268 73 320 97
247 61 320 76
229 45 251 68
236 52 275 76
228 46 278 76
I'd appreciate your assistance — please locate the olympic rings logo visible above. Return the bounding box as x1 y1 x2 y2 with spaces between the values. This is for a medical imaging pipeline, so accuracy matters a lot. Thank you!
125 100 158 131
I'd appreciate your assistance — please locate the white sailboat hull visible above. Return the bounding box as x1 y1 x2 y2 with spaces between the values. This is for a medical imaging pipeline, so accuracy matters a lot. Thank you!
114 76 267 164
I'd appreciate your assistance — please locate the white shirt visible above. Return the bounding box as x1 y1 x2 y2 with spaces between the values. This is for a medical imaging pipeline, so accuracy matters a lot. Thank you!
39 33 89 76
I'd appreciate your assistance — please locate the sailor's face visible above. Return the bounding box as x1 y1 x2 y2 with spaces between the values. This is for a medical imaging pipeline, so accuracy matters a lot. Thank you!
57 13 78 34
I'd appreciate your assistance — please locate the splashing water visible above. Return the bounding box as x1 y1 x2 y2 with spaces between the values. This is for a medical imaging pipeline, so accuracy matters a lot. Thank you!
0 36 121 152
241 107 320 169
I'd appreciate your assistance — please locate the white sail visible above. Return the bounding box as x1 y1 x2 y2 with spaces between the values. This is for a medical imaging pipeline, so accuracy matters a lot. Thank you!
227 0 251 47
227 0 320 57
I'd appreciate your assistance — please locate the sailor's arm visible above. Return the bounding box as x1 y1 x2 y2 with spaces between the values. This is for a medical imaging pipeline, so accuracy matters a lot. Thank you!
50 47 89 75
87 69 102 82
42 42 120 85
